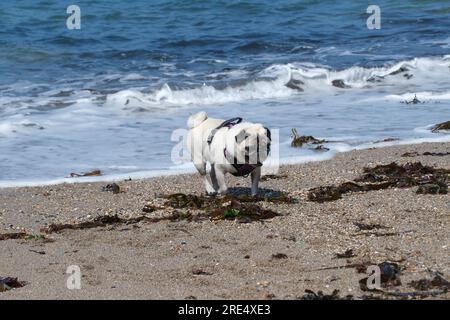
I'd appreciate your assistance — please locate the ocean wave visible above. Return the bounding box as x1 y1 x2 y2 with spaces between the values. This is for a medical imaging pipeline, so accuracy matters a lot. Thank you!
103 56 450 110
105 73 294 109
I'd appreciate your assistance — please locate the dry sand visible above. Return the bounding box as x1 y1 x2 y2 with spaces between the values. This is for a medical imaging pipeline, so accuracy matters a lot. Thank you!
0 142 449 300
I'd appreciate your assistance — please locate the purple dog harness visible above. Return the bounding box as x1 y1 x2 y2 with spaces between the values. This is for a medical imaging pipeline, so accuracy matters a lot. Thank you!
207 118 270 177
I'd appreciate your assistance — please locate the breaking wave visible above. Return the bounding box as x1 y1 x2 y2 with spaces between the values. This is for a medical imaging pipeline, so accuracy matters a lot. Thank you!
104 56 450 110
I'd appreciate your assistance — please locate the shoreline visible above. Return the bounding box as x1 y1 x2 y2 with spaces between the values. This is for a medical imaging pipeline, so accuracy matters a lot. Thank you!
0 141 449 299
2 134 450 189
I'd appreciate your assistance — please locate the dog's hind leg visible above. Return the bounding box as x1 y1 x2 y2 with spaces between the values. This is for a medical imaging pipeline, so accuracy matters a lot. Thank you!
250 166 261 196
210 165 220 192
195 163 216 195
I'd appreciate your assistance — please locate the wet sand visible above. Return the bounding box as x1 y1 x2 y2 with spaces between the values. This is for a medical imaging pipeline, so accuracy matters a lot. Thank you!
0 142 449 299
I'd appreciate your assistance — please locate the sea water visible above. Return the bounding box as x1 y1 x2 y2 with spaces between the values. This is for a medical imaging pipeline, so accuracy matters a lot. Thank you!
1 0 450 187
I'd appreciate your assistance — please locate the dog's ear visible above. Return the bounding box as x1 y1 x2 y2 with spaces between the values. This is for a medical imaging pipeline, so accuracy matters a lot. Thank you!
264 127 271 141
264 127 271 155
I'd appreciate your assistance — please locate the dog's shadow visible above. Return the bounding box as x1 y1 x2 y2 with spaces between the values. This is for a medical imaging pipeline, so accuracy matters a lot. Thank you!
227 187 284 198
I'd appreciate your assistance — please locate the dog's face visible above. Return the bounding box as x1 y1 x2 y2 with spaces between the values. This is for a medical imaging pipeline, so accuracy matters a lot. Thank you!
226 125 271 164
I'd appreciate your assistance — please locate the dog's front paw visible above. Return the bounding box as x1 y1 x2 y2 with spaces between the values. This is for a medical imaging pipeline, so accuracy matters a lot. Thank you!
206 191 218 197
218 188 228 196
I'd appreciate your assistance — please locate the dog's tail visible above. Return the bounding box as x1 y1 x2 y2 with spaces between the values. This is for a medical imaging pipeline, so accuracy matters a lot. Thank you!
187 111 208 129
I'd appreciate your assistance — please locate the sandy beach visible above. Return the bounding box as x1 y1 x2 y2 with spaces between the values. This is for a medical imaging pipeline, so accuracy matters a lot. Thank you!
1 142 449 300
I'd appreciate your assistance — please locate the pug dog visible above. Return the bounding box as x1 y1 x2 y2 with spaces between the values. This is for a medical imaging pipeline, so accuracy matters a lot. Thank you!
187 111 271 196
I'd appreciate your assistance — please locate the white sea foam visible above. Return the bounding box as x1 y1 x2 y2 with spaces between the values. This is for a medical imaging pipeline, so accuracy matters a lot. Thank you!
103 56 450 110
385 91 450 101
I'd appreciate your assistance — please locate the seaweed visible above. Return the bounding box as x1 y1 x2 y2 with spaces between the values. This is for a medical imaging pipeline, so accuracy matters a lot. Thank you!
163 193 204 209
431 120 450 133
354 222 387 231
308 162 449 202
164 192 295 206
313 145 330 152
0 232 28 241
0 232 48 241
373 138 399 144
70 169 102 177
260 174 288 181
291 128 326 148
307 186 342 202
416 183 447 195
271 253 288 260
192 268 213 276
362 272 450 299
401 151 420 157
207 199 279 222
334 249 356 259
408 274 450 291
308 181 395 202
41 214 152 234
359 162 449 193
41 212 201 234
29 249 46 255
0 277 27 292
160 193 287 222
300 289 353 300
423 151 450 156
41 192 288 234
142 204 156 213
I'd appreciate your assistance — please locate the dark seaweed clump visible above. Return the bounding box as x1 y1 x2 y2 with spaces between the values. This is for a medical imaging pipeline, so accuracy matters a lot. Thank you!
0 232 48 241
41 215 147 234
431 120 450 133
308 162 449 202
299 289 353 300
0 277 27 292
408 273 450 291
39 193 294 234
334 249 356 259
260 174 288 181
291 128 326 148
70 169 102 177
402 151 450 157
157 193 290 223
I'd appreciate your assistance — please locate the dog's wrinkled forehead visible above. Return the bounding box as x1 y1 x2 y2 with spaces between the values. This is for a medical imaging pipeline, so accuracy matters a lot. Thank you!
235 126 268 144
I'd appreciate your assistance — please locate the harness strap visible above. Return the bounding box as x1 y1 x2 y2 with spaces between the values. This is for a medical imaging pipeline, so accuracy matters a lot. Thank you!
207 117 242 145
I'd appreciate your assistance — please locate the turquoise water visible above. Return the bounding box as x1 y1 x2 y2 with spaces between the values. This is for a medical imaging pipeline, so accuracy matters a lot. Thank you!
1 1 450 185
